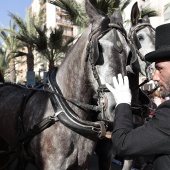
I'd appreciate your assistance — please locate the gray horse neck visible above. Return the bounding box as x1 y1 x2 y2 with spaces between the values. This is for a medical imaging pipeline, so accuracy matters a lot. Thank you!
56 28 95 118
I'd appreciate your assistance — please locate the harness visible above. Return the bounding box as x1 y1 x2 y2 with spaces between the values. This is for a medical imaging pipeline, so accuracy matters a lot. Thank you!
0 75 106 169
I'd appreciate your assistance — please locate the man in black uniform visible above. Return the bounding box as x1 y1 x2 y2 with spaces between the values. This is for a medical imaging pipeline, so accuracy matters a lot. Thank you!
106 23 170 170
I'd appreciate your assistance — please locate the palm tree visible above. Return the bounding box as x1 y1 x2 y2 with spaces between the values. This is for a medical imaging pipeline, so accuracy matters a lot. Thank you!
49 0 159 29
0 21 21 82
49 0 132 27
8 10 44 72
32 26 74 72
0 47 8 82
8 8 74 81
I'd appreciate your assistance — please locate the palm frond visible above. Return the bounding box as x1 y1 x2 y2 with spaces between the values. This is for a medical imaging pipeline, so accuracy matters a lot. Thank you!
121 0 131 11
8 12 28 35
49 0 87 27
49 28 63 50
10 51 28 58
141 6 159 18
32 25 47 51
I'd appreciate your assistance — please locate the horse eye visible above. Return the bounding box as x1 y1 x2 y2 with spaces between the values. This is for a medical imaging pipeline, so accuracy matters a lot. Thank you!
138 35 144 41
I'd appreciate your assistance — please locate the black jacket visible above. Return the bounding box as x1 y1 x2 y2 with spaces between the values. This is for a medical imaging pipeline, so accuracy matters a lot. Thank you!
112 101 170 170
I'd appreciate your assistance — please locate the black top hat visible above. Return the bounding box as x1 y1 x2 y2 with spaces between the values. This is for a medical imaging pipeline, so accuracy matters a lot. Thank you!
145 23 170 62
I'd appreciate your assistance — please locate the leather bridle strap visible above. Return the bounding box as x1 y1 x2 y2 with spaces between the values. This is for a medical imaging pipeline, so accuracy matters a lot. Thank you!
48 71 107 138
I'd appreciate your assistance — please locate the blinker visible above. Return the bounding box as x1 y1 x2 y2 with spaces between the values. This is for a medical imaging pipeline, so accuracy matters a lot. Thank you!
92 38 100 65
85 35 100 65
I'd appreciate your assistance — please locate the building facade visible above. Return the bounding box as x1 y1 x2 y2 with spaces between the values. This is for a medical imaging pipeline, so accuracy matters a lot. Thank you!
24 0 80 84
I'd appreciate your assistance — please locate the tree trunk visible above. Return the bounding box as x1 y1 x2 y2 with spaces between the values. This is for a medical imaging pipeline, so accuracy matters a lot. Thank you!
48 60 55 73
27 47 34 71
9 55 16 82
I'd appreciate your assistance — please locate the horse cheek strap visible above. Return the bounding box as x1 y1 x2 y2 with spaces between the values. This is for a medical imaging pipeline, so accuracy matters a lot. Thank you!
128 43 137 65
133 31 141 50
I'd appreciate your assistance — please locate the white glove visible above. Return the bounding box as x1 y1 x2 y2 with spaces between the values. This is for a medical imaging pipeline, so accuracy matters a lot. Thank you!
106 74 132 106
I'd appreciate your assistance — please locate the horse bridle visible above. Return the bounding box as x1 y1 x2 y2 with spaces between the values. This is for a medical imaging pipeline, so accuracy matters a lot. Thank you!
128 22 155 85
44 23 129 139
128 23 157 118
86 22 128 120
129 23 155 63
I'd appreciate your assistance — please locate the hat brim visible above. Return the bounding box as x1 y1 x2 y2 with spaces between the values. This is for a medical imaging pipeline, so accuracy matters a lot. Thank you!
145 46 170 62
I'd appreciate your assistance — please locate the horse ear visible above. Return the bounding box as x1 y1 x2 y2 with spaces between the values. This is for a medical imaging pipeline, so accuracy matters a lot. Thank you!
110 10 123 25
131 2 140 26
85 0 108 30
142 15 150 23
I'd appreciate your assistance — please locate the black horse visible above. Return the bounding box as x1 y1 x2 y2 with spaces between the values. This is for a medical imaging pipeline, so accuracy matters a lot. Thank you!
0 1 131 170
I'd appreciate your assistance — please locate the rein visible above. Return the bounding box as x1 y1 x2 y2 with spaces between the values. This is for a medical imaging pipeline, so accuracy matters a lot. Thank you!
48 71 107 138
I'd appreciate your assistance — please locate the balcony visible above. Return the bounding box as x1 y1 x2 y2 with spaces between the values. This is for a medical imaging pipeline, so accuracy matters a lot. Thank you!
56 19 73 28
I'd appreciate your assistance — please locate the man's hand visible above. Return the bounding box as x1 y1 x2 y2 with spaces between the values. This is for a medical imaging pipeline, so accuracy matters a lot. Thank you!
106 74 131 106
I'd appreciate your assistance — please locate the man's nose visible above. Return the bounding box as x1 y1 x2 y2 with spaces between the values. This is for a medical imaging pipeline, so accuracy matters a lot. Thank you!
152 70 159 81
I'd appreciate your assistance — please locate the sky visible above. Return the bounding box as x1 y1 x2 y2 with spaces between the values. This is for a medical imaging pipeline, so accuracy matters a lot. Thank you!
0 0 33 27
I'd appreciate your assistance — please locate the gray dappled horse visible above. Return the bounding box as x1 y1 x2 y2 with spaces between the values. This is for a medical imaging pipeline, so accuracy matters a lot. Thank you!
128 2 155 78
128 1 155 118
0 1 131 170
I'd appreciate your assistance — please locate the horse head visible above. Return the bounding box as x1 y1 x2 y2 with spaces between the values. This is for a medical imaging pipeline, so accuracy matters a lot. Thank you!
85 0 130 123
129 2 155 77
